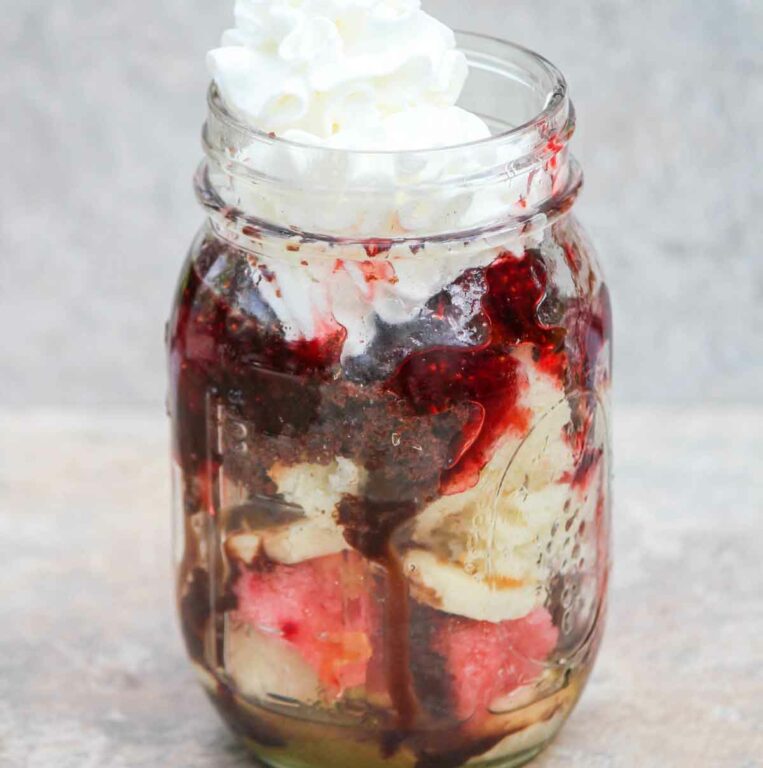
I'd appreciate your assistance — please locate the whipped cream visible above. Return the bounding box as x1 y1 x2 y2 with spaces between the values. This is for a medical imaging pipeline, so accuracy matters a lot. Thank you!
248 237 511 358
208 0 490 150
205 2 564 357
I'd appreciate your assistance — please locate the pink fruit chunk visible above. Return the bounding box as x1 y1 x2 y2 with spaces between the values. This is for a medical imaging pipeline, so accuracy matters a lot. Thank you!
435 608 558 723
234 552 375 696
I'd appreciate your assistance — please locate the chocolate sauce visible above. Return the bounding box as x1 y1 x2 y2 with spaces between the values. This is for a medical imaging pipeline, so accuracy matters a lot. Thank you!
336 498 427 734
409 603 456 721
380 547 418 735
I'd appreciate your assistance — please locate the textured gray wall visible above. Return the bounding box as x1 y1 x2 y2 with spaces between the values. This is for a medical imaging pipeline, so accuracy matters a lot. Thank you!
2 0 761 406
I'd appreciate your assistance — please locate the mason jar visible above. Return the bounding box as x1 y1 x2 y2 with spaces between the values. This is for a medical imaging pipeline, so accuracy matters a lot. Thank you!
168 33 612 768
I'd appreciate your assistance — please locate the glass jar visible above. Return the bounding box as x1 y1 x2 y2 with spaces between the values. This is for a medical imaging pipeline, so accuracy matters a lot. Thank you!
168 33 611 768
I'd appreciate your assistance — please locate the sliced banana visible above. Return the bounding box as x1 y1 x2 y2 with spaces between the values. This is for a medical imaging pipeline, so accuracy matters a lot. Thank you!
407 352 578 622
467 710 566 764
469 674 581 764
225 620 322 704
405 548 540 622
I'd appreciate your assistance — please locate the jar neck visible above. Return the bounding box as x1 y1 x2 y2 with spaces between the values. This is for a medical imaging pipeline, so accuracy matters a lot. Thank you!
196 34 582 249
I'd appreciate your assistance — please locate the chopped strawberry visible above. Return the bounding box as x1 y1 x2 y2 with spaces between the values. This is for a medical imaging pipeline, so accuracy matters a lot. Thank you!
234 552 376 696
434 608 558 723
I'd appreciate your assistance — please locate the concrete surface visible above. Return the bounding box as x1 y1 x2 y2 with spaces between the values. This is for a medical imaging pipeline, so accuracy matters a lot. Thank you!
1 0 762 407
1 407 761 767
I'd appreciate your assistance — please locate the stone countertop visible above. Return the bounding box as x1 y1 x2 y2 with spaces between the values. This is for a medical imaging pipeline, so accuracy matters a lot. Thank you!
1 407 761 768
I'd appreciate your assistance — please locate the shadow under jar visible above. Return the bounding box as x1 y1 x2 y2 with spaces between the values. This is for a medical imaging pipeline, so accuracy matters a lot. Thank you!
168 33 612 768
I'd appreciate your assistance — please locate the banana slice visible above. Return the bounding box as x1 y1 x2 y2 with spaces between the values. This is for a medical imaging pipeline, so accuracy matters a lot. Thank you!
225 620 322 704
406 479 574 621
469 673 582 764
406 352 579 622
468 706 567 765
405 548 540 622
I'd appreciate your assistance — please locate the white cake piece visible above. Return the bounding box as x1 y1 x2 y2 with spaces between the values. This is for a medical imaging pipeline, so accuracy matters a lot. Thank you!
227 458 366 565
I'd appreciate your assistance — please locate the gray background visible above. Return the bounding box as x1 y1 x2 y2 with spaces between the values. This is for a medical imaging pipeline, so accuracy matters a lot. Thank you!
2 0 761 407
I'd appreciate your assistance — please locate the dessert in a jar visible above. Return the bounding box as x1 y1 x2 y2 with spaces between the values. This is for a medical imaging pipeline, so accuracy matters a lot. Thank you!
167 2 612 766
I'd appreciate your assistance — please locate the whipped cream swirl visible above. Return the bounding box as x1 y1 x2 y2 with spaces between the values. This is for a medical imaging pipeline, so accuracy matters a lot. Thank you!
208 0 490 150
204 2 566 357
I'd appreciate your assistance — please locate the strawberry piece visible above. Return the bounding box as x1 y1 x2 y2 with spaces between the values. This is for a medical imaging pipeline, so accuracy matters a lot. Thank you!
234 552 375 696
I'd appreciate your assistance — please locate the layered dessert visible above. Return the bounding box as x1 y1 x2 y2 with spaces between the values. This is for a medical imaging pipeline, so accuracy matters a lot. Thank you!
169 2 612 767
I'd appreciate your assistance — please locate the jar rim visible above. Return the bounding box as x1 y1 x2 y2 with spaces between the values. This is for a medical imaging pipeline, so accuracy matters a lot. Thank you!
206 31 571 160
200 32 580 243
